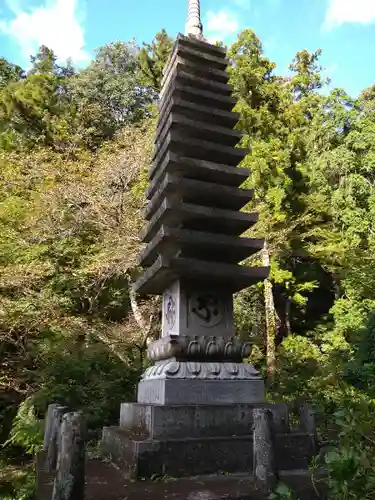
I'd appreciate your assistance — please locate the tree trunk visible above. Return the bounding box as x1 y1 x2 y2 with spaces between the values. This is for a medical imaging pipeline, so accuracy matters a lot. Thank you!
285 297 292 337
52 412 86 500
262 241 277 381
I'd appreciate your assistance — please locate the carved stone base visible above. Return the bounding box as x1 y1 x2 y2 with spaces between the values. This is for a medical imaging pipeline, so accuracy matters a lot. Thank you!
137 361 264 405
141 360 261 380
147 335 252 362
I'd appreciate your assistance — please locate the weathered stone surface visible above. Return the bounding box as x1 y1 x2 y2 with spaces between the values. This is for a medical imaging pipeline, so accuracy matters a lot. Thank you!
137 377 265 405
101 427 254 479
141 199 258 243
160 67 233 103
157 97 239 138
138 226 264 268
161 280 235 337
153 133 245 178
149 136 244 184
270 403 290 434
146 335 252 362
147 153 249 200
178 33 227 57
274 433 317 471
141 360 261 380
156 111 241 149
163 53 230 87
158 81 236 115
133 254 269 296
52 412 86 500
163 38 229 77
100 426 320 481
253 409 276 492
145 174 253 221
299 405 317 436
119 403 293 440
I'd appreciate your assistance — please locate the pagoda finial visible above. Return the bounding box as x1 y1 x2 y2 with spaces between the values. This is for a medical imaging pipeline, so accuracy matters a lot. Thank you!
185 0 203 37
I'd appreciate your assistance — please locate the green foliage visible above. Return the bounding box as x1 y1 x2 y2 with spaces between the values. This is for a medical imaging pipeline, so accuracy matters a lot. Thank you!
34 341 142 437
138 29 173 91
4 399 42 455
269 483 296 500
0 463 36 500
323 401 375 499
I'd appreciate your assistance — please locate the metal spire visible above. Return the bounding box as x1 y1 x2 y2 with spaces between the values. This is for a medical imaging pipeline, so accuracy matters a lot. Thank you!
185 0 203 37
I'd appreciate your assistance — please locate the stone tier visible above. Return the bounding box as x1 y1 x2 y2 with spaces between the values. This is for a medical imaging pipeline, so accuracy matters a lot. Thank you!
145 175 253 220
147 152 249 200
137 360 264 405
156 111 241 149
138 226 263 267
141 199 259 243
100 401 318 480
118 402 291 440
160 64 232 102
133 255 269 296
161 35 229 90
152 130 246 172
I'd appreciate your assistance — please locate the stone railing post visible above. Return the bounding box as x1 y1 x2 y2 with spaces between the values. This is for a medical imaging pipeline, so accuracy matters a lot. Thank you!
44 405 68 472
253 408 276 491
52 412 86 500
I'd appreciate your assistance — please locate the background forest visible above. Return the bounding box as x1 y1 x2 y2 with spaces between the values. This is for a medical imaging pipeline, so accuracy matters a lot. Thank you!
1 27 375 499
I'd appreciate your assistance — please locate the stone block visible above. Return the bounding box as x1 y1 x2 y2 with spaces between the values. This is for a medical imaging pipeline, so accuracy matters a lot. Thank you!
163 39 229 76
162 53 230 88
177 33 227 57
132 254 269 296
119 403 291 440
156 111 241 149
100 426 254 479
138 226 263 268
137 378 265 405
274 433 318 471
145 174 253 221
159 95 239 131
160 67 233 102
147 152 249 200
159 81 236 114
141 199 258 244
160 281 235 337
153 132 246 178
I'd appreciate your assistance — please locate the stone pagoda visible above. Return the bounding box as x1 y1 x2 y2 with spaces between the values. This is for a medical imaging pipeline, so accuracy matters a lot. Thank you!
101 0 319 484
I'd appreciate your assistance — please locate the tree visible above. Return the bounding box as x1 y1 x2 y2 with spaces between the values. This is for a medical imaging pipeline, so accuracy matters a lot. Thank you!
66 41 153 148
228 30 331 374
0 58 24 88
138 29 173 92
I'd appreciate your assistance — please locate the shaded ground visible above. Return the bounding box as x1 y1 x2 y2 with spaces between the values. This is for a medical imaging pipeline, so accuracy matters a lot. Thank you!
37 453 328 500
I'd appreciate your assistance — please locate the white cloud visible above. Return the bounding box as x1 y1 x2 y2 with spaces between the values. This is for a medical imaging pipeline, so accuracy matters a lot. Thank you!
324 0 375 30
205 10 240 43
0 0 89 65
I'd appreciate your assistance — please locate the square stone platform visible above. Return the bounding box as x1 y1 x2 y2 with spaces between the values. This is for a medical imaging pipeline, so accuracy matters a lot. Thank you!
100 402 318 480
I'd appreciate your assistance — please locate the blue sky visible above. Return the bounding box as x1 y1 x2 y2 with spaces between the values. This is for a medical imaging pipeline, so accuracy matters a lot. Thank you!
0 0 374 96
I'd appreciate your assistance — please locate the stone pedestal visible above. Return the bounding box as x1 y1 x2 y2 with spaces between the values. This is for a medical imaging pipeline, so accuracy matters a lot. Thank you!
100 402 317 479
